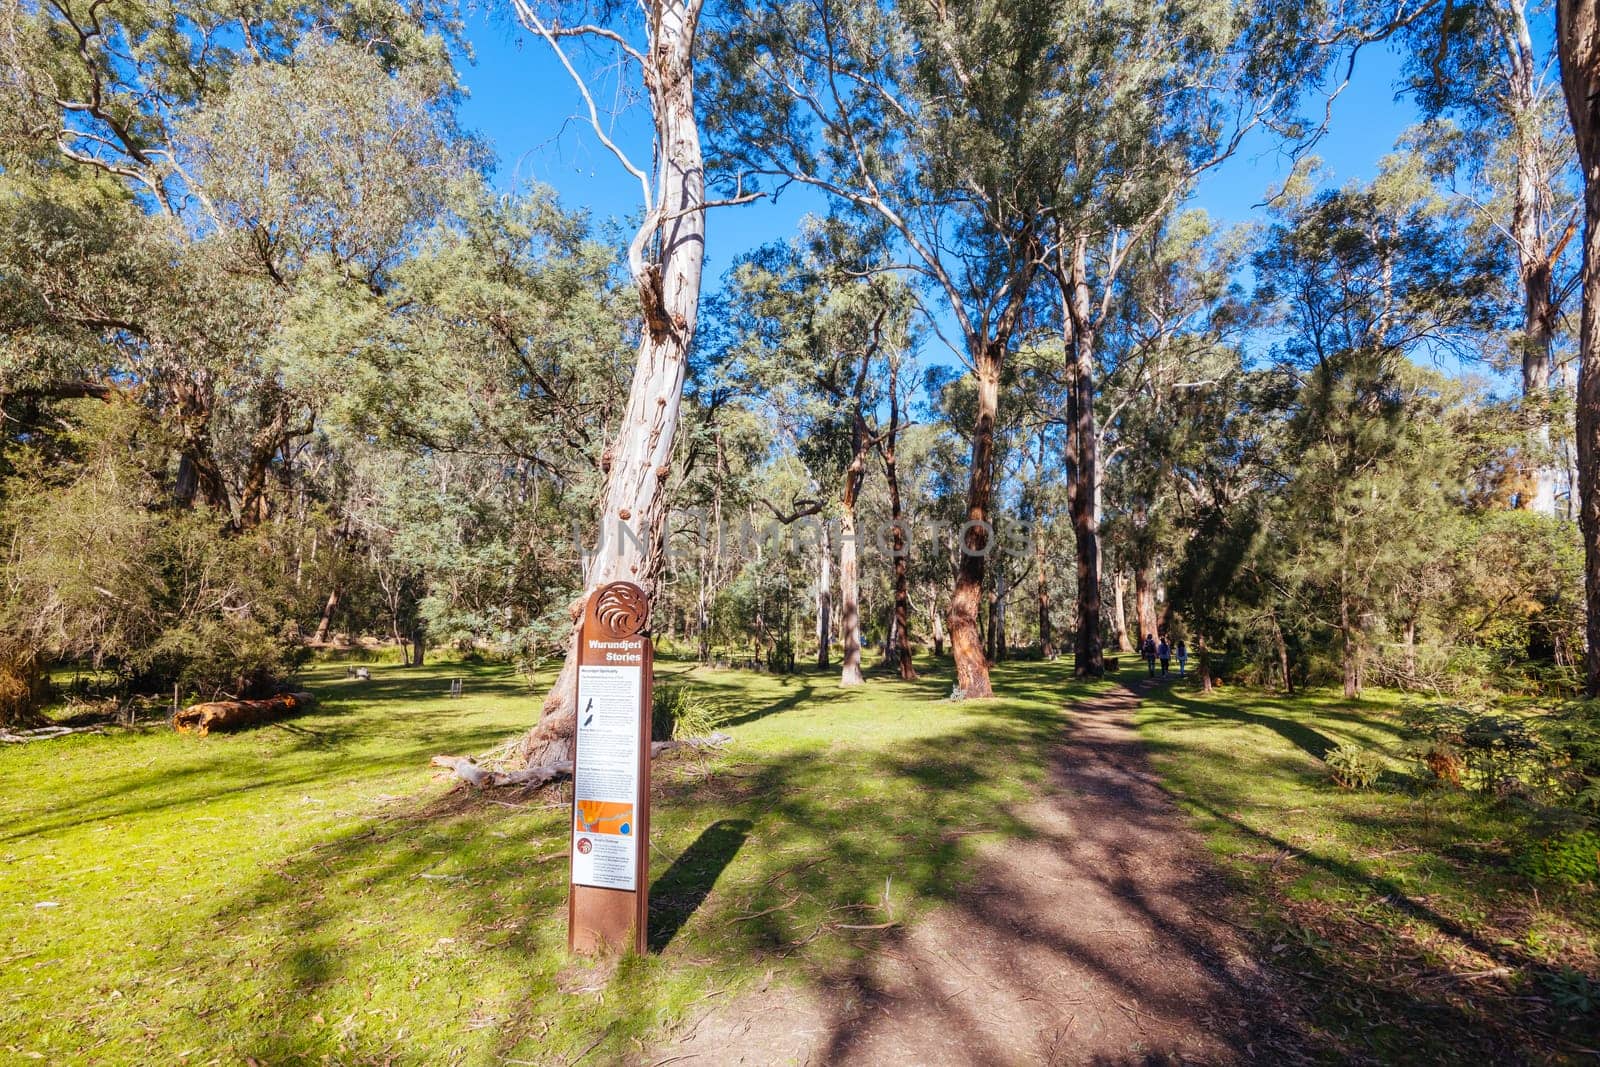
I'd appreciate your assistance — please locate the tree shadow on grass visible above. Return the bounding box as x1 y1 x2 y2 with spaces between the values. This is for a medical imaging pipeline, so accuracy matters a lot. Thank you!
162 660 1090 1063
0 664 527 843
1142 683 1344 760
649 818 752 951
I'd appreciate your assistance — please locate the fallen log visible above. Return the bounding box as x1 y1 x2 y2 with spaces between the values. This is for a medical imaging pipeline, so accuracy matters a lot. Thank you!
430 732 731 790
174 692 315 735
0 725 83 744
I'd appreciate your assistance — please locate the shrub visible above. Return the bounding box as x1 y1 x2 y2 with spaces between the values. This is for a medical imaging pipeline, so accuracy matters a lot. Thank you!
1325 742 1384 790
1401 704 1549 796
1512 830 1600 888
651 684 725 742
1542 701 1600 814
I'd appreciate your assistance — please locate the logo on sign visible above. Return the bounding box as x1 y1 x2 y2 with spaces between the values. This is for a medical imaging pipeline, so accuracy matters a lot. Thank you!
576 837 593 854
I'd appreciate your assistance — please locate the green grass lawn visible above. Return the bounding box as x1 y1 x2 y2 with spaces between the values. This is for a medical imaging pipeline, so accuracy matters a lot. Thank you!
1 655 1101 1064
1136 680 1600 1063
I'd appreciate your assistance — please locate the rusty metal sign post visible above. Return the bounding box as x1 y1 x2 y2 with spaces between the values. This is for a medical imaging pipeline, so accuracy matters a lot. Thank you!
569 581 652 955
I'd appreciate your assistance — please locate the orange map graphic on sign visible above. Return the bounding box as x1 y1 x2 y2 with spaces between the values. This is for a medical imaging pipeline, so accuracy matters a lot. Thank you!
575 800 634 836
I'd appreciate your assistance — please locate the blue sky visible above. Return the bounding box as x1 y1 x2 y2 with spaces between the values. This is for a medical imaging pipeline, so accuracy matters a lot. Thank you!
453 21 1423 359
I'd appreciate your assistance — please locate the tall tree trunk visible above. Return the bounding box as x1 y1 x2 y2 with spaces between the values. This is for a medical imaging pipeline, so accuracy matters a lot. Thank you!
838 334 875 688
984 584 997 664
313 587 339 643
512 0 706 766
1271 610 1294 695
839 505 864 686
883 376 916 680
1110 565 1132 652
1340 594 1360 699
1134 561 1158 645
931 594 946 657
1504 0 1564 513
816 520 833 668
1064 238 1103 677
948 347 1000 698
1036 530 1054 659
1559 0 1600 696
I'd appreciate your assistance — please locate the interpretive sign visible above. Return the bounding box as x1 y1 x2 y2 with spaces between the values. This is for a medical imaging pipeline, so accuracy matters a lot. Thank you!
569 581 652 955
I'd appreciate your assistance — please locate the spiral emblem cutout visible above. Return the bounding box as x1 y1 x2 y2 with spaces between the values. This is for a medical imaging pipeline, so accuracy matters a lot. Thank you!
589 582 648 638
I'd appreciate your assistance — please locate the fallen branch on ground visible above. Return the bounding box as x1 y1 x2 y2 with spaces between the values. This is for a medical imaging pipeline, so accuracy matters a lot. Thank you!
174 692 316 735
0 725 93 743
430 732 732 790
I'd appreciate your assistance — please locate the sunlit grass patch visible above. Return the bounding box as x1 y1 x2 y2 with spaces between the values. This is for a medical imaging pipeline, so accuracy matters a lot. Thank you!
1136 680 1600 1062
1 655 1098 1063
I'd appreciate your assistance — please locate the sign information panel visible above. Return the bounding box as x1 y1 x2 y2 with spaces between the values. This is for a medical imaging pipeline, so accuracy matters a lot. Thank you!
572 663 642 890
568 582 652 955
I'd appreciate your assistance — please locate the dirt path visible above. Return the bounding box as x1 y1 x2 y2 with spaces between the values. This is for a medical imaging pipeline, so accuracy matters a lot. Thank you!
646 680 1299 1065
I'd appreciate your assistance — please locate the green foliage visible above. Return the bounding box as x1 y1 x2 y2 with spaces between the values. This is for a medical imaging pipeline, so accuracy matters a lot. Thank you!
1324 742 1384 790
650 683 726 742
0 404 315 697
1542 700 1600 813
1544 968 1600 1016
1511 830 1600 888
1401 703 1550 796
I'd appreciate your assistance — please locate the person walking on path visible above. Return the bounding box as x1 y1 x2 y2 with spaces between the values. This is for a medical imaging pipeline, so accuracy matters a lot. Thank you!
1142 634 1157 677
1176 639 1188 677
1158 638 1170 677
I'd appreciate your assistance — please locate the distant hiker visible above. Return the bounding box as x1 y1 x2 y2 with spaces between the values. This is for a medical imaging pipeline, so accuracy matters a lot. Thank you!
1158 638 1170 677
1142 634 1157 676
1176 640 1188 677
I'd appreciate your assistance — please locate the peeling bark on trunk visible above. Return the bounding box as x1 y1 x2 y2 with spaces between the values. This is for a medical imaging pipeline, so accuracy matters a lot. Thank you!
512 1 707 766
948 348 1000 698
1503 0 1565 513
1560 0 1600 696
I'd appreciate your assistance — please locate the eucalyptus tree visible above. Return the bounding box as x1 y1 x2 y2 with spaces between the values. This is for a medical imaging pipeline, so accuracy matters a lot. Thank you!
720 221 914 685
0 20 476 528
504 0 731 765
1040 0 1440 677
706 0 1066 698
1554 0 1600 697
1096 211 1252 650
1400 0 1579 512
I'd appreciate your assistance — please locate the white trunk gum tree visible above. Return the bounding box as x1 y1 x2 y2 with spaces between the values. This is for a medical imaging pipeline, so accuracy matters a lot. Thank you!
1555 0 1600 697
508 0 715 765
